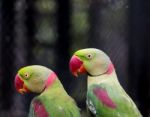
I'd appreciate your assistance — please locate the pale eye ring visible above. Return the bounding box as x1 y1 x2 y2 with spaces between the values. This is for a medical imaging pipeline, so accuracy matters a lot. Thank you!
24 73 29 78
87 54 92 59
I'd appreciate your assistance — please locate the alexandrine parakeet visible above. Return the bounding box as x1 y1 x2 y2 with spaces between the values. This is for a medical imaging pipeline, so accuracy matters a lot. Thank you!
14 65 81 117
69 48 142 117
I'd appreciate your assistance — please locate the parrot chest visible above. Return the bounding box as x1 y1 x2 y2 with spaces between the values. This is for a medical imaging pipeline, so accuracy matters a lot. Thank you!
87 83 117 117
34 89 80 117
87 77 142 117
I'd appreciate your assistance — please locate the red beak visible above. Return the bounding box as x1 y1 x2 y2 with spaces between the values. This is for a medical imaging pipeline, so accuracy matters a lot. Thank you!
69 55 86 77
14 74 29 94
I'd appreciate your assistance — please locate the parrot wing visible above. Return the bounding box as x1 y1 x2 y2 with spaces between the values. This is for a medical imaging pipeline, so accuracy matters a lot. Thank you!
29 99 49 117
29 92 81 117
87 83 142 117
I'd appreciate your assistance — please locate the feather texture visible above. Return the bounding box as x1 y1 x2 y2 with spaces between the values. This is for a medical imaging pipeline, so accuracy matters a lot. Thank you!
29 79 81 117
87 71 142 117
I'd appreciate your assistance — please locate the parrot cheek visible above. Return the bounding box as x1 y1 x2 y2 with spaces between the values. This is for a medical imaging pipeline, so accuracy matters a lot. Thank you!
27 82 45 93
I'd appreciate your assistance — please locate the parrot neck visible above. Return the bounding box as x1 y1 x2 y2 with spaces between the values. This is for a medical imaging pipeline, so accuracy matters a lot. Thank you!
88 63 114 77
43 73 65 93
106 63 114 75
45 72 57 89
88 70 119 88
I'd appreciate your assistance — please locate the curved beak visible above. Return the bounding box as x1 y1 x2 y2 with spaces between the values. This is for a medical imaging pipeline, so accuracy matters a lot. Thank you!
14 74 29 94
69 55 87 77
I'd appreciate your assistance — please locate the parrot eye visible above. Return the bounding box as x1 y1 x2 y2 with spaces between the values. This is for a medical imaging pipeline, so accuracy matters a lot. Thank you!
24 73 29 78
87 54 93 59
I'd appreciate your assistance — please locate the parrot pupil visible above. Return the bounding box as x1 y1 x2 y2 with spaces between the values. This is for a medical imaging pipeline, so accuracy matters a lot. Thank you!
88 54 92 59
25 73 29 78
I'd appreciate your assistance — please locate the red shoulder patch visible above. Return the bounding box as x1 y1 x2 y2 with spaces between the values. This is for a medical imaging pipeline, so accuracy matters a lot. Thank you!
33 100 49 117
93 87 117 109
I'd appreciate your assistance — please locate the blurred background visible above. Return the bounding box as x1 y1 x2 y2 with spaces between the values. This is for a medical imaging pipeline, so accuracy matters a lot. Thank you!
0 0 149 116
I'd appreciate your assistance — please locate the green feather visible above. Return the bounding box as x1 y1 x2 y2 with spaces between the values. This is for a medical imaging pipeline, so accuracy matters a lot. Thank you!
87 75 142 117
17 65 80 117
29 79 80 117
73 48 142 117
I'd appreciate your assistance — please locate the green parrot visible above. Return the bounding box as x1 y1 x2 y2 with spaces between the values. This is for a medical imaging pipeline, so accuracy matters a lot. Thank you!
14 65 81 117
69 48 142 117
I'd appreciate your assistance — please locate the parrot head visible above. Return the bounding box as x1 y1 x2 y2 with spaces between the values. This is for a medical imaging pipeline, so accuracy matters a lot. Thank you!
69 48 114 77
15 65 57 94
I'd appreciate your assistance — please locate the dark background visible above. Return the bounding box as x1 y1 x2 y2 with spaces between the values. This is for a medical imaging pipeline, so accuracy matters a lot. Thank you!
0 0 149 117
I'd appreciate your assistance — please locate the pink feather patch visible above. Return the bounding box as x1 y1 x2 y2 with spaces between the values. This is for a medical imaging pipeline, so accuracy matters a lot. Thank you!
33 100 49 117
93 87 117 109
106 63 114 75
45 72 57 88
